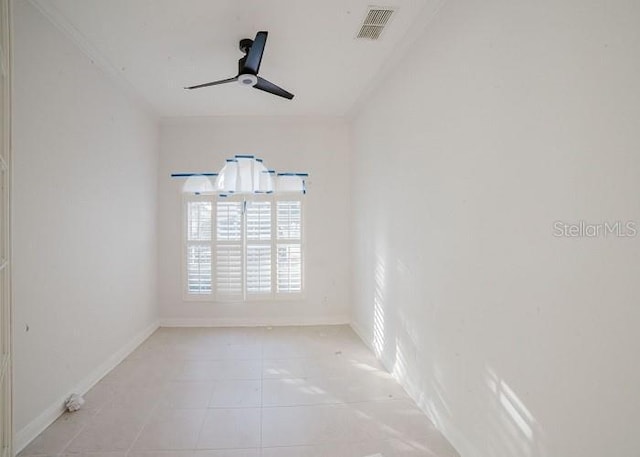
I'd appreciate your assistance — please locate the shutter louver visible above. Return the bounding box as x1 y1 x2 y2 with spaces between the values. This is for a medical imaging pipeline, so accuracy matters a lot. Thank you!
216 201 243 298
215 244 243 297
277 244 302 293
187 201 212 241
246 201 272 295
216 201 243 241
277 201 302 239
246 201 271 241
246 245 271 294
186 201 213 295
187 245 212 294
277 200 303 293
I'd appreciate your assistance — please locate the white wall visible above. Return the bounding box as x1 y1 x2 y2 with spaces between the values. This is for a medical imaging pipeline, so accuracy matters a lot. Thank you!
158 117 351 325
350 0 640 456
13 0 159 444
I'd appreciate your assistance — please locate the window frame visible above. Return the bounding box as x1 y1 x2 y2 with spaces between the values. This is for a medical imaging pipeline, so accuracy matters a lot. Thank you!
181 193 305 303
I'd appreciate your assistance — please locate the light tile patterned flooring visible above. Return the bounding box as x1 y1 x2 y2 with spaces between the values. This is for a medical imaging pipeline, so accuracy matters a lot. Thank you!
19 325 459 457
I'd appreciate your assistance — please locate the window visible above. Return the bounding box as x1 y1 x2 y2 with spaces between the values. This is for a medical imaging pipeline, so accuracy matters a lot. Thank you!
184 195 304 300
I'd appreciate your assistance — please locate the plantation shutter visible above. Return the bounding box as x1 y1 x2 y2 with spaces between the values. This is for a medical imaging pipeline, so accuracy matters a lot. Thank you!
186 201 212 294
215 200 243 299
185 195 303 300
276 200 303 293
245 201 272 295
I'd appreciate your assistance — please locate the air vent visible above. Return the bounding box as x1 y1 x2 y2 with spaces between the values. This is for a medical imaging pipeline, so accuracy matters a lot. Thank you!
357 7 395 40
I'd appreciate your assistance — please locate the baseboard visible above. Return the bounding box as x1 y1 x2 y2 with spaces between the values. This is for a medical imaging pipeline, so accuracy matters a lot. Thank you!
349 320 372 349
349 319 464 457
160 315 350 327
14 320 160 453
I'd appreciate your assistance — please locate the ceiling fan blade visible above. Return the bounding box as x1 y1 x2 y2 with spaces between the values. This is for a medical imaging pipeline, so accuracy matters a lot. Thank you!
184 77 237 90
254 77 294 100
243 31 268 74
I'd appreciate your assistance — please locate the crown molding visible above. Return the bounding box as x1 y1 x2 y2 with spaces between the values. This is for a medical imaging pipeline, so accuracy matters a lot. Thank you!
28 0 159 119
160 114 351 126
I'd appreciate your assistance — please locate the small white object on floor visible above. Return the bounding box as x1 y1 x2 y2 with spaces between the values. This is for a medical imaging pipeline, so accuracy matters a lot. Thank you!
65 393 85 412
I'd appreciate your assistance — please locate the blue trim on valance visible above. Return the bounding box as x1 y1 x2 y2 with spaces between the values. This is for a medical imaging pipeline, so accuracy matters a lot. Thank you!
170 173 218 177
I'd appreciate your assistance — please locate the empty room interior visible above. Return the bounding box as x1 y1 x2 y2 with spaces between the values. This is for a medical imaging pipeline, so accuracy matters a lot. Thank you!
1 0 639 455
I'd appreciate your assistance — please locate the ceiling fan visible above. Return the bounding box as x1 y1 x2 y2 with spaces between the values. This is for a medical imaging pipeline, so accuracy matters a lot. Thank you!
185 31 294 100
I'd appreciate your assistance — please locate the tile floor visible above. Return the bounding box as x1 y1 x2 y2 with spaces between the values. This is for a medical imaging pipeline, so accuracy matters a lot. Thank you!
19 325 459 457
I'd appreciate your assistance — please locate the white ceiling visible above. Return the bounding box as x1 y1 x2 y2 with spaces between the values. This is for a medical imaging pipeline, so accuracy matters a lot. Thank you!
34 0 435 117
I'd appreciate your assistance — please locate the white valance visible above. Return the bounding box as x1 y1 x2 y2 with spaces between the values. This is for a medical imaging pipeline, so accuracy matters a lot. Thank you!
182 174 215 194
174 155 307 196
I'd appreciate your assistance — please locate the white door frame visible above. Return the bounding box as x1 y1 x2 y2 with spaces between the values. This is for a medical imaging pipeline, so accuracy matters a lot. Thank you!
0 0 12 455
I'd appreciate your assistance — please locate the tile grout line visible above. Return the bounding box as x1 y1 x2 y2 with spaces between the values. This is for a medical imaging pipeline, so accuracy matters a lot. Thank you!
191 384 212 454
54 402 104 456
123 373 177 457
54 381 132 456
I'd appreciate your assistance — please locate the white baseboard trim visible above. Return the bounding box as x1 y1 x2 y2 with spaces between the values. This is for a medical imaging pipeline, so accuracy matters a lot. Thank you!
349 320 464 457
349 320 372 349
159 315 350 327
14 320 160 453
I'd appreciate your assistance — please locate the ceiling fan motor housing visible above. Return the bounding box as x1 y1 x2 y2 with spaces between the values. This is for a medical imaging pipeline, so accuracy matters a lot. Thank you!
238 74 258 87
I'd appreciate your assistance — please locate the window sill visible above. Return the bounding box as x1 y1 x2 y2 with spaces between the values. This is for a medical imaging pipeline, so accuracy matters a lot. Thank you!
182 293 305 304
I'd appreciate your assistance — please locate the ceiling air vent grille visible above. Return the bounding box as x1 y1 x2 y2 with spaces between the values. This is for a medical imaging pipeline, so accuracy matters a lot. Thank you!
357 7 395 40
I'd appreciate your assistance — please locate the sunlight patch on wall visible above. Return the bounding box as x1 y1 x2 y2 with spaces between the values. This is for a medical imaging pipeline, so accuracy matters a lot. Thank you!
485 366 548 457
391 335 408 381
372 255 387 357
427 364 453 429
